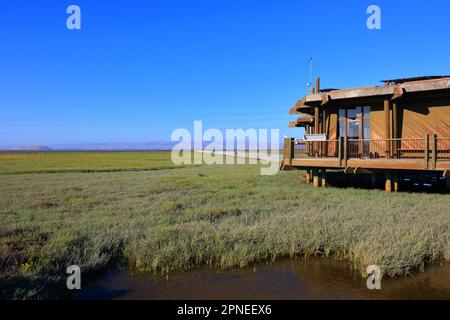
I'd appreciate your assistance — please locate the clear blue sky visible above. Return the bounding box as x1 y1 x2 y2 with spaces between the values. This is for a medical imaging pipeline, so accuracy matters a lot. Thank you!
1 0 450 146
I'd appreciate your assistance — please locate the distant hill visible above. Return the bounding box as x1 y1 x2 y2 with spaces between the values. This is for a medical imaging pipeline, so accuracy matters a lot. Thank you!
6 145 52 151
48 142 176 151
0 142 175 151
0 140 282 151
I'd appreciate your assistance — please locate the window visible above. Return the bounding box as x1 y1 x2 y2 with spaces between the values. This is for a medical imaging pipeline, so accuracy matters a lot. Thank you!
338 106 371 139
347 107 360 139
338 109 346 138
363 106 370 139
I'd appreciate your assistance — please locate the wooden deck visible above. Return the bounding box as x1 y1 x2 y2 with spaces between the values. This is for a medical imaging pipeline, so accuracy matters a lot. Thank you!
287 158 450 171
283 136 450 173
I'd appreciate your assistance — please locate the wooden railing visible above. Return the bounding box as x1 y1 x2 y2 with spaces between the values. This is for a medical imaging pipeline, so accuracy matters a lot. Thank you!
436 137 450 160
284 136 450 167
293 140 339 158
347 138 425 159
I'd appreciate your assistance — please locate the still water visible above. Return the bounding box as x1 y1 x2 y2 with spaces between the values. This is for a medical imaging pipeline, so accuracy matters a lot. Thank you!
76 258 450 300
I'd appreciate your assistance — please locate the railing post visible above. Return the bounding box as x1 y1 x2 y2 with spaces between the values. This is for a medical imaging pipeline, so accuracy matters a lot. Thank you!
392 139 397 159
343 136 348 167
305 135 310 155
431 134 437 170
338 137 343 166
314 107 319 157
424 134 429 169
384 99 391 158
291 138 295 160
283 138 294 165
386 139 391 159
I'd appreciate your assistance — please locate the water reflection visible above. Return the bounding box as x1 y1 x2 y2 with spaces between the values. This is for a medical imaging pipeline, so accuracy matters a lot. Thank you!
76 258 450 300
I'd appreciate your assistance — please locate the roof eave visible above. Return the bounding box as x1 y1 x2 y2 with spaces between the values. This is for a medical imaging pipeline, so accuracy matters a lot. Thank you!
289 77 450 114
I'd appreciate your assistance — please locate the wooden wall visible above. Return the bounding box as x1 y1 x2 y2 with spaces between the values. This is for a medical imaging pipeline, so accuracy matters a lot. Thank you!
344 100 450 140
323 98 450 142
370 104 385 140
327 109 338 156
328 109 338 140
400 102 450 138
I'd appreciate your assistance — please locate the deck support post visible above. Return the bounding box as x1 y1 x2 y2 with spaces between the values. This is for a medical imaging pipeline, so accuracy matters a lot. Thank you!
312 169 320 187
446 176 450 191
321 169 327 187
393 173 399 192
305 170 311 184
385 172 392 193
283 138 295 166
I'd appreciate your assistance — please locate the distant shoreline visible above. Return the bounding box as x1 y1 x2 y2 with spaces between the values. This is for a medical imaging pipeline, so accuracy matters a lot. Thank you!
0 149 173 154
0 149 283 154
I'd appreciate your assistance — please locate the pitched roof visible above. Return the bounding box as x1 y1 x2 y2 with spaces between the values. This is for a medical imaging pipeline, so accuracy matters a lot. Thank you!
289 76 450 114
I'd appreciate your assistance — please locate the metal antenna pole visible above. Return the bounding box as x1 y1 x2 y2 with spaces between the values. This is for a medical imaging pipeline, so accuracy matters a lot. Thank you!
307 58 313 88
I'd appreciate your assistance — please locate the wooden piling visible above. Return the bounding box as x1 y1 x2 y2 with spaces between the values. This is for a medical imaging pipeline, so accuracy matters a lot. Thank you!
385 172 392 193
313 169 320 187
305 170 311 184
393 173 399 192
321 169 327 187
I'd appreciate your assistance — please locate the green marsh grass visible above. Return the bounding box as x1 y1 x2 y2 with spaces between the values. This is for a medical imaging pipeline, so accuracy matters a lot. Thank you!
0 152 449 298
0 152 181 174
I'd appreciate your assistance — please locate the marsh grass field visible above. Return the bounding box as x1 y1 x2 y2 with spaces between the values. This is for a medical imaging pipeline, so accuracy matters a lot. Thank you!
0 152 449 299
0 151 182 174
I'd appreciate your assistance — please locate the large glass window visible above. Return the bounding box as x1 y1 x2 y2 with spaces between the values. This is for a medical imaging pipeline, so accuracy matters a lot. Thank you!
363 106 370 139
338 106 370 139
347 107 361 139
338 109 346 138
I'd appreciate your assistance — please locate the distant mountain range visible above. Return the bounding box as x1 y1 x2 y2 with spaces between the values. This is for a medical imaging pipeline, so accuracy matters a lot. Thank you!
49 142 177 151
0 140 282 151
0 142 176 151
2 145 53 151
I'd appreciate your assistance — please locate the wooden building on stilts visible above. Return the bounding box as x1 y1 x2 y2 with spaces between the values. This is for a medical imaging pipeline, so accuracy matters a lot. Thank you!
282 76 450 192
